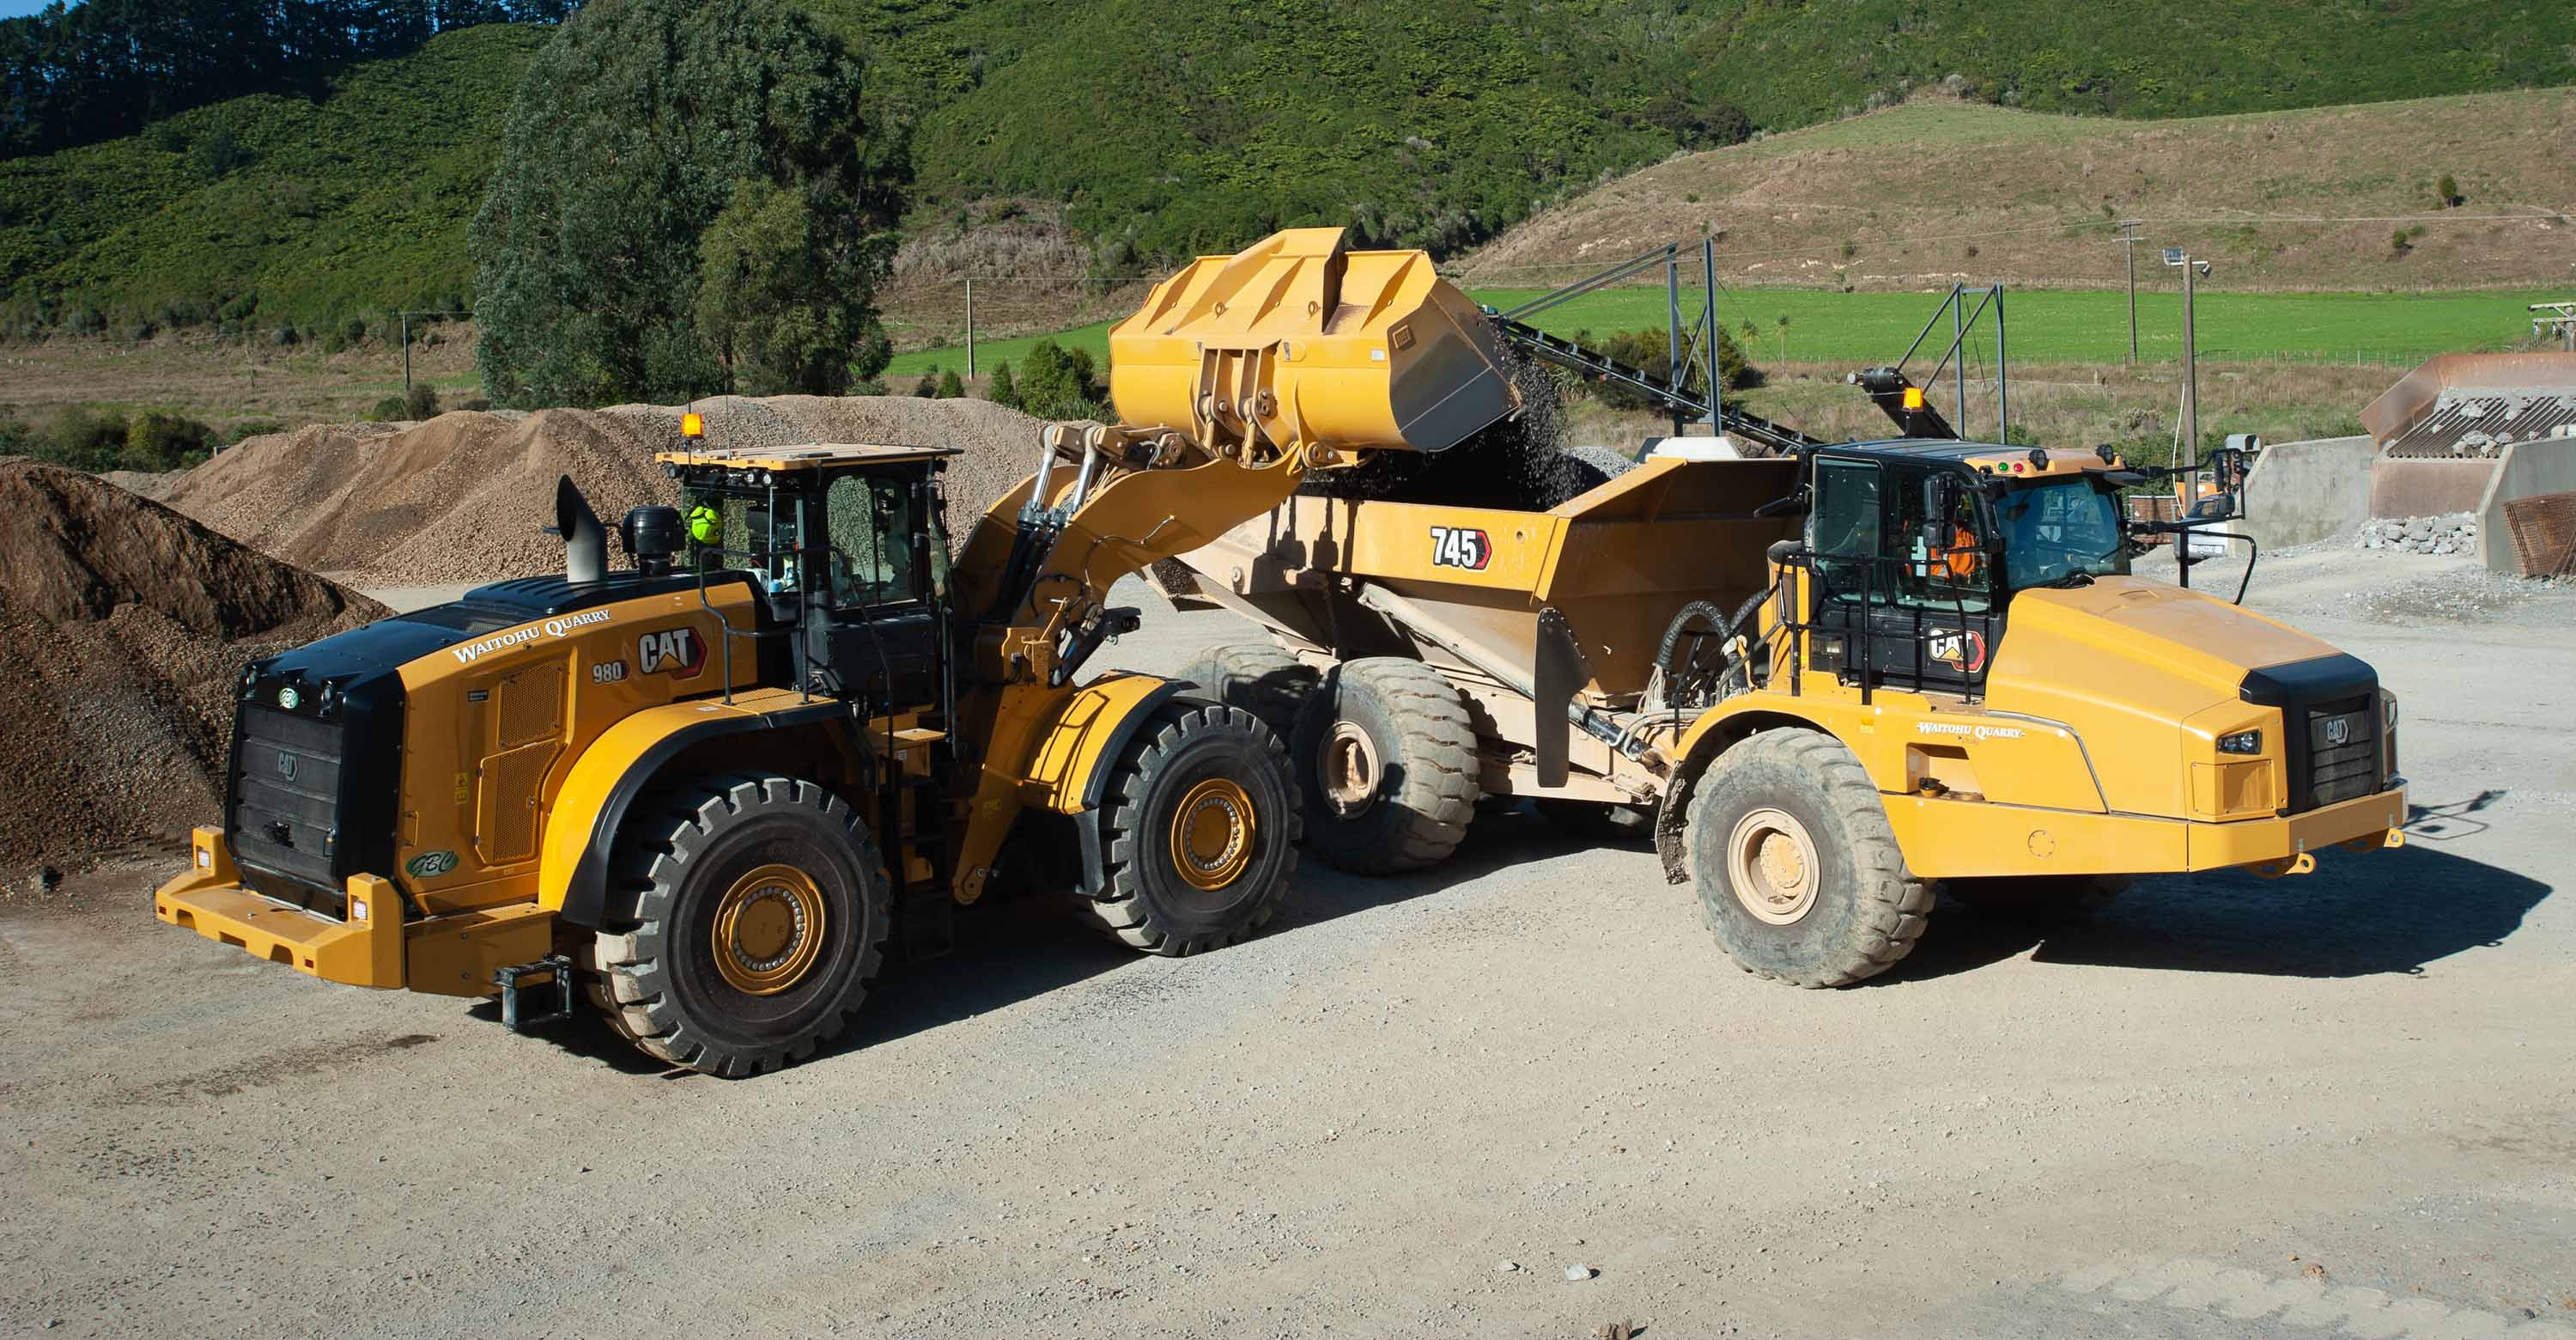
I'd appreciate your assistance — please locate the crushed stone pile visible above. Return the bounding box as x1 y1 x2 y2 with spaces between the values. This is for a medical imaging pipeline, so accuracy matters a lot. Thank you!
161 396 1054 586
0 458 386 874
2357 512 2480 557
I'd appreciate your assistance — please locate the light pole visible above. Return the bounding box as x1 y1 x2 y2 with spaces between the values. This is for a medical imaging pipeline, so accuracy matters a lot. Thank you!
2163 248 2211 470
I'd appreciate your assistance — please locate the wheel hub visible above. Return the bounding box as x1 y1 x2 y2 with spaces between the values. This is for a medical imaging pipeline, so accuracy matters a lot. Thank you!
1170 777 1256 891
1727 807 1820 926
713 863 828 995
1318 722 1381 819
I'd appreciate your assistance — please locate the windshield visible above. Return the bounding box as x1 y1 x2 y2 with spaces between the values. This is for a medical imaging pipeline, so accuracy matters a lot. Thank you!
1995 475 2129 589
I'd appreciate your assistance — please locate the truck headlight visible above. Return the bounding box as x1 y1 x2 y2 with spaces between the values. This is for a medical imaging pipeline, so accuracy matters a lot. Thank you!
2218 729 2262 755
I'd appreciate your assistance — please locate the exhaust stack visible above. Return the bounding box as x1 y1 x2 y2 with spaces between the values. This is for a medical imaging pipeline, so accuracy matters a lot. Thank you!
555 475 607 584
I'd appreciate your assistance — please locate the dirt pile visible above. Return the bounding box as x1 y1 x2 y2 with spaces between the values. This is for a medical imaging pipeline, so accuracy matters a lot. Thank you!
0 459 386 873
161 396 1053 586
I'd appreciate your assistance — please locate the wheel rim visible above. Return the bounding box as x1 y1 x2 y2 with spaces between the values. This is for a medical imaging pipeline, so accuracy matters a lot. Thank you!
1726 807 1820 926
1317 721 1381 819
1170 777 1257 890
712 863 829 995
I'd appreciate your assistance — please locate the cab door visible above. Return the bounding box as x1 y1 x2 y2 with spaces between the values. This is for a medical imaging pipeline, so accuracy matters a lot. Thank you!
807 469 943 709
1806 455 2000 698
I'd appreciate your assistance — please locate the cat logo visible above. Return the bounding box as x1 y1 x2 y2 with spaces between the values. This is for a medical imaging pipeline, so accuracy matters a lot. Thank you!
1429 525 1493 571
1926 626 1989 673
637 626 708 678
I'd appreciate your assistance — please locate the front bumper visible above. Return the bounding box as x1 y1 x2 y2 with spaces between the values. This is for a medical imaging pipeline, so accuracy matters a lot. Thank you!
155 828 555 996
1888 783 2409 880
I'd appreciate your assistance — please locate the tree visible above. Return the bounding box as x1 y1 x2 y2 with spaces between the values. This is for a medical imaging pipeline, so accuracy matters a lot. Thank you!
1013 340 1106 420
2435 173 2463 208
691 177 895 397
935 369 964 399
986 362 1019 409
913 373 939 397
470 0 904 408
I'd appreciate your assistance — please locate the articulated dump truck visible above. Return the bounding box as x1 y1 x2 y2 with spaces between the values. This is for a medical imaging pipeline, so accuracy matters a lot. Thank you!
154 227 1519 1075
1169 435 2410 986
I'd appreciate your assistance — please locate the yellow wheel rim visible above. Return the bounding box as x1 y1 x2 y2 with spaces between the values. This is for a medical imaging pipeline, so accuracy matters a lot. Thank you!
712 863 828 995
1726 807 1820 926
1170 777 1257 891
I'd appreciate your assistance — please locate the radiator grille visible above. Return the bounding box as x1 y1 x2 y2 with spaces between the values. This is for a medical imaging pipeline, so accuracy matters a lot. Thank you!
2305 694 2379 810
228 705 347 911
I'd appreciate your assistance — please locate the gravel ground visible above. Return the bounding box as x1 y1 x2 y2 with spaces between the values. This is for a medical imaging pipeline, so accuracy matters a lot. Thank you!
3 552 2571 1338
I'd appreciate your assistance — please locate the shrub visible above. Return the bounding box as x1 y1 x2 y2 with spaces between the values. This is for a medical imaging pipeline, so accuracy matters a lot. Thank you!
986 362 1019 409
1013 340 1107 420
122 412 216 471
403 382 440 419
2436 173 2463 208
913 374 939 397
367 395 409 421
936 369 965 399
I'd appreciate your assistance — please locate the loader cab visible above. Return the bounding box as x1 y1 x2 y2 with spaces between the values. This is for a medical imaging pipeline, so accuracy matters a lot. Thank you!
659 443 960 711
1799 440 2131 701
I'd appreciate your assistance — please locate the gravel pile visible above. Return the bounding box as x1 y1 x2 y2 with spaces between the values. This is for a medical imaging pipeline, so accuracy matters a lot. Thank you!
161 396 1054 586
1302 347 1616 510
0 458 385 873
2357 512 2480 556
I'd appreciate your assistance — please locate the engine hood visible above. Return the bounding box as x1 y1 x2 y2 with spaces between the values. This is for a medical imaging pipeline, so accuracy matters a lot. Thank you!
1982 576 2357 817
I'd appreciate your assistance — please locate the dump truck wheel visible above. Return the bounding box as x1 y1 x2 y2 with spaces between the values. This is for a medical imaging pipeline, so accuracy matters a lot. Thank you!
1535 799 1656 844
1072 702 1301 956
587 774 889 1077
1176 643 1318 743
1292 657 1480 874
1687 729 1930 987
1944 874 2129 924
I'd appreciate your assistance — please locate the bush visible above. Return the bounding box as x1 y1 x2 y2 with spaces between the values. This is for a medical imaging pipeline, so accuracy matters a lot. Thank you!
44 405 131 470
367 396 409 422
1014 340 1107 420
986 362 1019 409
913 373 939 398
2436 173 2463 208
122 412 216 472
936 369 965 399
404 382 440 419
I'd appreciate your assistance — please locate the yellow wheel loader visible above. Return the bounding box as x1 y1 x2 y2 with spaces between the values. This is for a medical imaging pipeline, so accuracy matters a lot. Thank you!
154 228 1518 1075
1167 262 2408 988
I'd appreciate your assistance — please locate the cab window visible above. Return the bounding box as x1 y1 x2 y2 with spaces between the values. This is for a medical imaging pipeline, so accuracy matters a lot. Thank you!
1809 457 1882 605
826 474 923 608
1888 463 1993 613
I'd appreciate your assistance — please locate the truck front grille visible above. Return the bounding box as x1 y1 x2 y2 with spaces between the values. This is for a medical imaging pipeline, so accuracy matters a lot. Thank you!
228 705 349 913
2304 694 2379 810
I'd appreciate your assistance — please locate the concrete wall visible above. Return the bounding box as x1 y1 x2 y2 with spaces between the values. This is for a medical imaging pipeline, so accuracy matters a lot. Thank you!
2241 435 2375 549
2370 457 2499 519
2477 438 2576 572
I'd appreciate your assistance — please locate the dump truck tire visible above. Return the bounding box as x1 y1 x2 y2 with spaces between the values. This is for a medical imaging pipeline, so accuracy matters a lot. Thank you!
587 774 890 1077
1943 874 2129 923
1176 643 1318 743
1292 657 1480 874
1686 729 1929 987
1535 799 1656 844
1072 702 1301 956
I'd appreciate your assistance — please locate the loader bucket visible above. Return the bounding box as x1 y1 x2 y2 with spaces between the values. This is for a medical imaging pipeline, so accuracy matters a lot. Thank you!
1109 227 1517 457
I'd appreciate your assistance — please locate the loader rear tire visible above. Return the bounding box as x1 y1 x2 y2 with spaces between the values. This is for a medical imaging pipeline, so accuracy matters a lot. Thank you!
1070 702 1301 956
1686 729 1929 987
1944 874 2129 924
587 774 889 1077
1176 642 1318 743
1291 657 1481 874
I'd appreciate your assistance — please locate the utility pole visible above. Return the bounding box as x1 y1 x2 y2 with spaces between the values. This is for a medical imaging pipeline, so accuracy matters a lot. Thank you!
400 311 411 393
2164 248 2210 471
2116 220 2143 362
964 278 975 381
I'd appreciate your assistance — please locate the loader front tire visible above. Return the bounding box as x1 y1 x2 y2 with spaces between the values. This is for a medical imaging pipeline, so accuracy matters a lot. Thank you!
1176 642 1318 743
1291 657 1480 874
588 774 889 1077
1071 702 1301 956
1686 729 1929 987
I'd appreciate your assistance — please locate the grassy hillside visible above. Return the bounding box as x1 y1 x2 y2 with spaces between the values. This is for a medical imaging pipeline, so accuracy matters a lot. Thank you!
884 286 2561 380
0 24 548 336
4 0 2573 340
1461 89 2576 293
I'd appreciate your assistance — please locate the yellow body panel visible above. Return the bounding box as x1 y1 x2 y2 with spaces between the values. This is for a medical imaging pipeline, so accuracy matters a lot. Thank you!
1883 785 2405 880
950 672 1176 901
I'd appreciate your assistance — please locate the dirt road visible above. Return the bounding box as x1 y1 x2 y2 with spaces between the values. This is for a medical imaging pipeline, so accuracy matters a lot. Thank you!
3 554 2571 1338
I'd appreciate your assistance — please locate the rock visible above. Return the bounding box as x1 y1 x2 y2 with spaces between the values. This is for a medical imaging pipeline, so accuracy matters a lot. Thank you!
2405 517 2435 540
1566 1264 1596 1281
1497 1261 1520 1274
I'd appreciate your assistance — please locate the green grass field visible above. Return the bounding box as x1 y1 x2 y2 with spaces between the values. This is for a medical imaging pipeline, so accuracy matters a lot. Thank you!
884 286 2565 381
